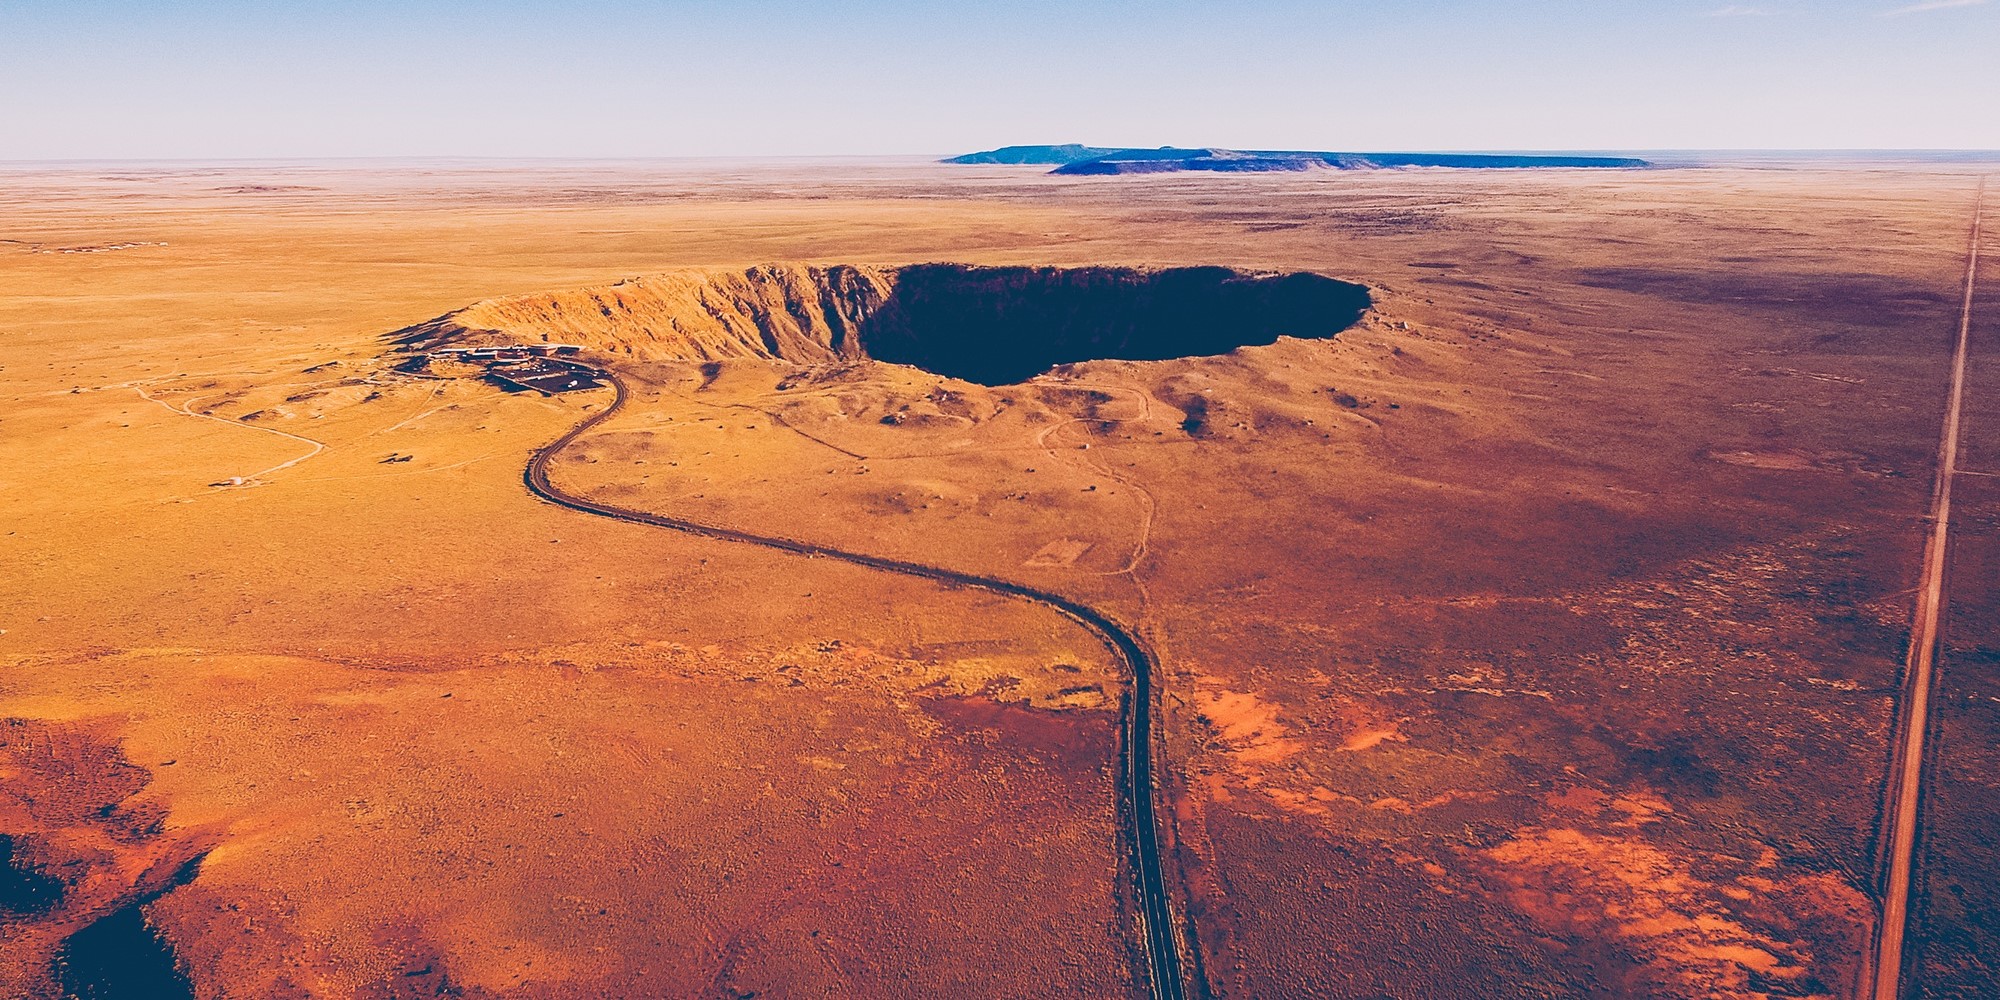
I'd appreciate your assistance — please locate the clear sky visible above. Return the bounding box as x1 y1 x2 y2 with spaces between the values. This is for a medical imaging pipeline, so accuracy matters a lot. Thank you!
3 0 1994 159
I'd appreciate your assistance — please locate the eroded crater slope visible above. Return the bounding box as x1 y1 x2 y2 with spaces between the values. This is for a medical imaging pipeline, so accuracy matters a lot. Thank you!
394 263 1371 384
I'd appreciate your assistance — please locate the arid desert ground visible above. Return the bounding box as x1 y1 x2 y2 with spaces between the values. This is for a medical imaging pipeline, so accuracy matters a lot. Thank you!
2 158 1994 998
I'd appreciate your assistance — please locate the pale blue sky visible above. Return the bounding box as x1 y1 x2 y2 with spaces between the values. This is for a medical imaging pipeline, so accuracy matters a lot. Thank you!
2 0 1994 158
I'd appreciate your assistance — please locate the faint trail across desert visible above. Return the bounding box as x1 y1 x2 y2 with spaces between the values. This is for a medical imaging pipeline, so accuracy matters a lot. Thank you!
524 365 1193 1000
1872 175 1984 1000
133 382 327 486
1033 379 1160 581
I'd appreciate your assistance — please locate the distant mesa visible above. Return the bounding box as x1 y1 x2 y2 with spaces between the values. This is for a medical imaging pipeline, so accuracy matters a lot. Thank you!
942 144 1123 166
945 144 1650 174
393 263 1371 387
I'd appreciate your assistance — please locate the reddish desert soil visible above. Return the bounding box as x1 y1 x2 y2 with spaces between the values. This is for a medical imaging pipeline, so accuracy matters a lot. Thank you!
1 159 1992 998
1907 197 1997 1000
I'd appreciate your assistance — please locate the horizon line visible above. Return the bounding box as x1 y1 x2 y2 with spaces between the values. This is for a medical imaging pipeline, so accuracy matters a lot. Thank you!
4 148 2000 166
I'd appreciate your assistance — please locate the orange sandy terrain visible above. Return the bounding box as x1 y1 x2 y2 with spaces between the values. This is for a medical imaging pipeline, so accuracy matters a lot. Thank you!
1 159 1991 998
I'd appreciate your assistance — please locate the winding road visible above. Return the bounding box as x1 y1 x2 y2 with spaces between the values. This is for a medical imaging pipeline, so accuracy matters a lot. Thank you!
522 366 1192 1000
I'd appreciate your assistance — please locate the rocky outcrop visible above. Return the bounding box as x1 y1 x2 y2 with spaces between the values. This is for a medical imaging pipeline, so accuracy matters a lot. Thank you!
393 264 894 364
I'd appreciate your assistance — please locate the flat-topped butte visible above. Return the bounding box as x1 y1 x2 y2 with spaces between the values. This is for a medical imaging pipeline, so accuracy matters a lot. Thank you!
946 144 1650 173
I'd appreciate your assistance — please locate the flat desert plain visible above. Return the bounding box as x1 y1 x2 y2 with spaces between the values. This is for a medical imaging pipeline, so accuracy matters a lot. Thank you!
2 158 1994 999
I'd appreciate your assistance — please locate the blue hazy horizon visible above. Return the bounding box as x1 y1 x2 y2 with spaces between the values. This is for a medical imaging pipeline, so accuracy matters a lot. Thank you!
4 0 1995 159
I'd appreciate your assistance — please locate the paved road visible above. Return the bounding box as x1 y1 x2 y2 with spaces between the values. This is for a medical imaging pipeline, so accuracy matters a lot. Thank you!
1873 176 1985 1000
523 367 1192 1000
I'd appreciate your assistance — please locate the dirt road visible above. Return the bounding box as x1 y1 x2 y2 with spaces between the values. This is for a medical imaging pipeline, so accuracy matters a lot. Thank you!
1873 176 1985 1000
522 367 1193 1000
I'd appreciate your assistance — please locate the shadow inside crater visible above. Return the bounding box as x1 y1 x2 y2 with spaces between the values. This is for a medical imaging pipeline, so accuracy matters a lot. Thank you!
855 265 1372 385
54 853 204 1000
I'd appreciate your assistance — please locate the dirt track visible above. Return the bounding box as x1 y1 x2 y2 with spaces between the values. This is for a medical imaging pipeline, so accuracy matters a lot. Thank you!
521 364 1192 1000
1873 176 1986 1000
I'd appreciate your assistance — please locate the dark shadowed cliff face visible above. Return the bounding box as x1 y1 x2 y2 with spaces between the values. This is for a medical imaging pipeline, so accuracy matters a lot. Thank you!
396 263 1372 386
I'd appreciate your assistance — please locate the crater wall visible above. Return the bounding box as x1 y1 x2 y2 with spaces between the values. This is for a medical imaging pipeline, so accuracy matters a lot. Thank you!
395 263 1371 385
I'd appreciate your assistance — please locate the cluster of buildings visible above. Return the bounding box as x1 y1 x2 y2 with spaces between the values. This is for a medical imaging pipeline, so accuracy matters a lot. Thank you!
409 344 603 394
428 343 584 361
